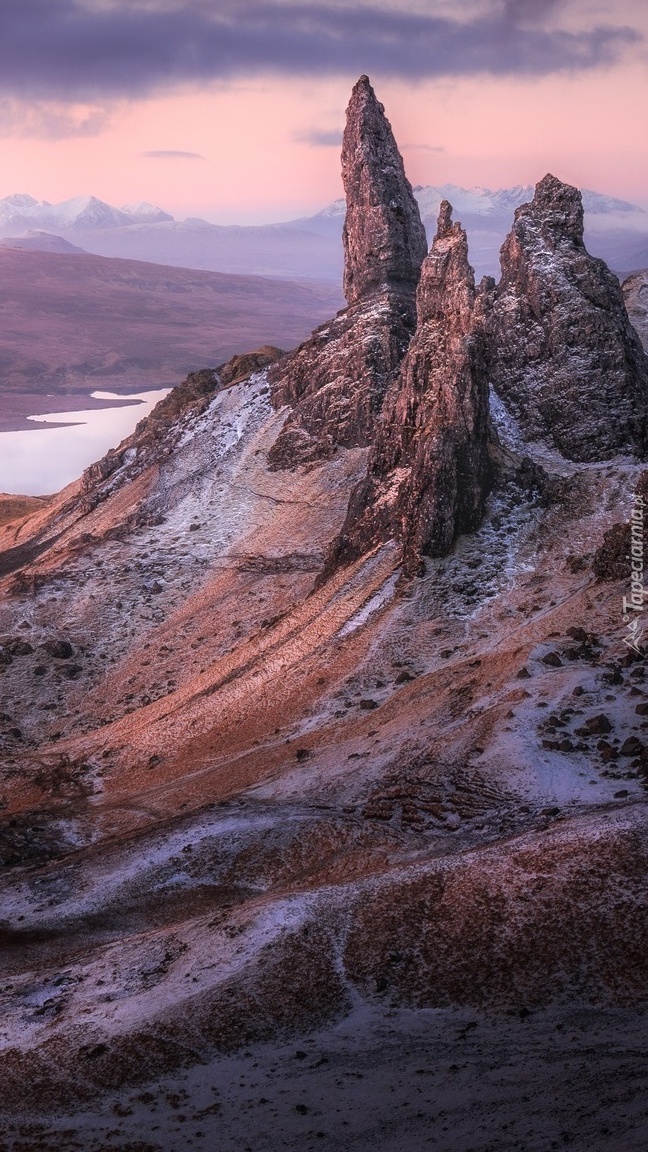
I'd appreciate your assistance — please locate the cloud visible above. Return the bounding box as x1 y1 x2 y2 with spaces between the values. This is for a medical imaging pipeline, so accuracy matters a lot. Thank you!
296 128 343 147
502 0 566 23
141 149 205 159
0 98 109 139
0 1 640 107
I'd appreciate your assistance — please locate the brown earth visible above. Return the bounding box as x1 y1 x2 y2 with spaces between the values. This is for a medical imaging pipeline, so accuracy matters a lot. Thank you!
0 494 53 526
0 247 343 414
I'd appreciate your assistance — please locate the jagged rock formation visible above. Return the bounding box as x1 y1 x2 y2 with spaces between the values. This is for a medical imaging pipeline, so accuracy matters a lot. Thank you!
268 76 427 468
329 202 493 577
488 173 648 462
341 75 429 305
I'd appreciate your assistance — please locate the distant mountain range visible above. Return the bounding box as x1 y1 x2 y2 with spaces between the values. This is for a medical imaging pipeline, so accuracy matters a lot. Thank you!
0 185 647 281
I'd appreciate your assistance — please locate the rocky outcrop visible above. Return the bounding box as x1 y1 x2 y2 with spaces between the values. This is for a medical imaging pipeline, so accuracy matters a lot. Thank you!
487 173 648 462
342 75 429 305
328 202 493 577
267 294 418 468
268 76 427 468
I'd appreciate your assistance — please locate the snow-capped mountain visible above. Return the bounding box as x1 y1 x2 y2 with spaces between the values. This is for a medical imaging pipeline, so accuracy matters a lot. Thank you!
0 193 170 232
411 183 645 220
120 201 174 224
0 184 645 282
313 197 346 218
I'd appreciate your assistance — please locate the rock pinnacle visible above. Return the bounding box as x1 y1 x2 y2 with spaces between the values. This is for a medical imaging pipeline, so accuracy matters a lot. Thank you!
342 75 428 305
488 173 648 461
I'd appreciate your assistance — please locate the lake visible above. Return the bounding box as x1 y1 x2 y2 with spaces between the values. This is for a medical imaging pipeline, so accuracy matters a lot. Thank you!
0 389 170 496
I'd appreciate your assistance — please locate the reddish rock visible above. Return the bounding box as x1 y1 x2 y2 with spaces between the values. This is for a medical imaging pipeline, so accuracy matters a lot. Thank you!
268 76 426 469
327 202 493 576
341 75 428 306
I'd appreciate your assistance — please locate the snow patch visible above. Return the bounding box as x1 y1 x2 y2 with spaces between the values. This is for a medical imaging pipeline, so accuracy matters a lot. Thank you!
338 572 399 637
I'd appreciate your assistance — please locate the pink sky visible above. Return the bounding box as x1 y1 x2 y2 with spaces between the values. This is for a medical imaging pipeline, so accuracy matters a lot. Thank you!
0 1 646 223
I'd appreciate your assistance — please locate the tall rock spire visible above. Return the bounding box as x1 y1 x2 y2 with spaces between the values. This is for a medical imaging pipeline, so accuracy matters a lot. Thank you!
342 75 429 305
487 173 648 462
267 76 426 469
328 202 493 577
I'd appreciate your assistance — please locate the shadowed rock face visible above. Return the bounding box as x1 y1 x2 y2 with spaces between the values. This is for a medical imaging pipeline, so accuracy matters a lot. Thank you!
488 173 648 462
268 76 426 469
328 202 493 577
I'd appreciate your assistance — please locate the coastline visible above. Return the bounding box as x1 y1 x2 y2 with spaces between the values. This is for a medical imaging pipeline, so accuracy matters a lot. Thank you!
0 390 150 433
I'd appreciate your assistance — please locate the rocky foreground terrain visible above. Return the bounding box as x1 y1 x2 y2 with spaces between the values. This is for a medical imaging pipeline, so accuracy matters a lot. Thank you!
1 77 648 1151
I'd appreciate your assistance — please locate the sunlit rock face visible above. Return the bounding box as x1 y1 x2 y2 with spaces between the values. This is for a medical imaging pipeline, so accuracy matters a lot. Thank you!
329 202 493 577
487 173 648 462
268 76 427 469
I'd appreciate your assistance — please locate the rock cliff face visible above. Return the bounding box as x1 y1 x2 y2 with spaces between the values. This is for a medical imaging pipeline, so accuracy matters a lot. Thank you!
342 75 429 305
488 173 648 462
329 202 493 577
268 76 427 468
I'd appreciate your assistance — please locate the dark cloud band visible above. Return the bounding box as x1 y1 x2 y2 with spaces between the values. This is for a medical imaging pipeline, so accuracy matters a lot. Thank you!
0 0 639 101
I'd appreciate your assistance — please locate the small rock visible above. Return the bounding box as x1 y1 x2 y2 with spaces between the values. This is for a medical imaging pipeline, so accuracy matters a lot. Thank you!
586 714 613 734
359 698 379 710
621 737 644 757
295 748 311 761
42 640 73 660
541 652 562 667
635 703 648 716
566 627 588 643
572 686 585 697
8 640 33 656
516 667 531 679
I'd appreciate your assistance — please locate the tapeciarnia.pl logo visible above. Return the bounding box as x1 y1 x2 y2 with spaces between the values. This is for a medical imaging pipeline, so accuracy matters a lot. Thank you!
622 493 646 656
